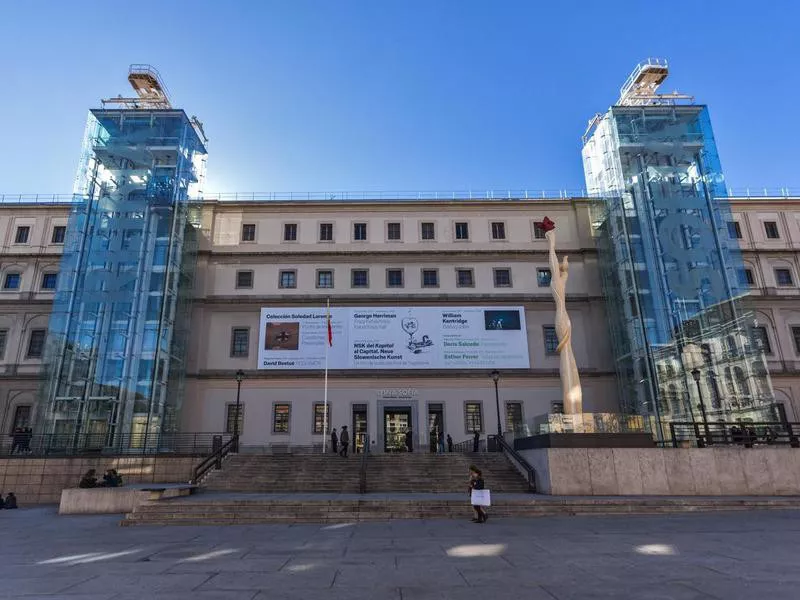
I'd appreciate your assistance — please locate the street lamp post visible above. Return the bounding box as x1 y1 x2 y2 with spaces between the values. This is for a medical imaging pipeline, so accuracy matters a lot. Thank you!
234 370 244 452
490 370 502 444
691 368 711 447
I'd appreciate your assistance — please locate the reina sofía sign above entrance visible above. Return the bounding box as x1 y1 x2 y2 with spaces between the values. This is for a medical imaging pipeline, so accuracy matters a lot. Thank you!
257 306 530 370
378 388 419 399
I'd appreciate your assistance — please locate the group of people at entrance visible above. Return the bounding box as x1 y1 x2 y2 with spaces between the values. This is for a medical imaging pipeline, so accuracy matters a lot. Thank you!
430 428 454 453
330 427 350 457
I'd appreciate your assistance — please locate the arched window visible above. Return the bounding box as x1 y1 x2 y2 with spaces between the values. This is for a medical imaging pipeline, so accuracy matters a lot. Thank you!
707 373 721 409
726 336 738 357
752 361 770 396
666 363 676 379
658 388 670 414
724 367 736 396
668 384 681 415
734 366 751 397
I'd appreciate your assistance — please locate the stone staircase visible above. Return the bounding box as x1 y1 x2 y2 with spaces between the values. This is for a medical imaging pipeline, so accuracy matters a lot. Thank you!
364 452 530 493
202 453 362 493
121 495 800 526
200 451 529 494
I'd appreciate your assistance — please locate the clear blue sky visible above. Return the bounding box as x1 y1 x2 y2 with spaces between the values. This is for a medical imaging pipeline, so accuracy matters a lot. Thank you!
1 0 798 194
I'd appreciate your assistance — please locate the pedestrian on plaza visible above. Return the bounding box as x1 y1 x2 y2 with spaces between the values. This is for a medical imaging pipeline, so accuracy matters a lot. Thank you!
23 428 32 453
468 466 487 524
331 428 339 454
438 429 445 454
447 434 453 453
405 428 413 453
339 426 350 458
472 430 480 453
4 492 17 509
10 428 23 455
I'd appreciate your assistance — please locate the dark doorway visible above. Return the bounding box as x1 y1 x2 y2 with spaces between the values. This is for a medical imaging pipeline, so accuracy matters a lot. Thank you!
384 408 411 452
352 404 367 453
428 403 444 452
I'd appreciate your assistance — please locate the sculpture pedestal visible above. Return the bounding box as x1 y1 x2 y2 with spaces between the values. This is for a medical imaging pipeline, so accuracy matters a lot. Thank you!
514 412 655 449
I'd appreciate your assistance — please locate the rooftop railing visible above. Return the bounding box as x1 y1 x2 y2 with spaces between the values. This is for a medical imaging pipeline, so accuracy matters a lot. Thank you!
1 187 799 205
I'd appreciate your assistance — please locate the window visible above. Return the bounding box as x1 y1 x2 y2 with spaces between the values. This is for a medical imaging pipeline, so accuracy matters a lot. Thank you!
3 273 20 290
505 402 523 434
386 268 404 288
225 403 244 435
421 222 435 241
764 221 780 239
792 326 800 354
317 270 334 289
422 269 439 288
319 223 333 242
51 226 66 244
313 403 331 434
491 222 506 240
11 405 31 432
0 329 7 359
775 268 794 286
241 223 256 242
753 326 772 354
41 273 58 290
537 268 552 287
493 268 512 288
738 268 755 286
728 221 742 239
14 226 30 244
543 325 559 355
236 270 254 289
279 270 297 289
456 269 474 288
27 329 46 358
351 269 369 288
273 403 291 433
387 222 401 241
533 222 547 240
454 222 469 240
353 222 368 241
230 328 250 357
465 402 483 433
283 223 298 242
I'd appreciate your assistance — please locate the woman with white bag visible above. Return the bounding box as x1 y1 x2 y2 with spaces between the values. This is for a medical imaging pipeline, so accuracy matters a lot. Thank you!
468 466 490 523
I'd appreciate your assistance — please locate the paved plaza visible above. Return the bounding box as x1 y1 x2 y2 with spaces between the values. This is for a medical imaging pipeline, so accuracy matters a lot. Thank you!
1 507 799 599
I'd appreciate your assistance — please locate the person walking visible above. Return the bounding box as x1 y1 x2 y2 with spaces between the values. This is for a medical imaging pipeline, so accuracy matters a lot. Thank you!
447 434 453 453
468 466 488 523
331 428 339 454
438 429 445 454
472 430 480 453
339 426 349 458
405 428 413 453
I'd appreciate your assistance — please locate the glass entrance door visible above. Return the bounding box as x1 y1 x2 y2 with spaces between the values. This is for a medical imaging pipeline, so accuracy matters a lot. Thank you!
384 409 411 452
352 404 367 453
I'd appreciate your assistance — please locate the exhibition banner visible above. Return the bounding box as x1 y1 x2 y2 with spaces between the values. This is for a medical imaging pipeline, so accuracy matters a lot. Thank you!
257 306 530 370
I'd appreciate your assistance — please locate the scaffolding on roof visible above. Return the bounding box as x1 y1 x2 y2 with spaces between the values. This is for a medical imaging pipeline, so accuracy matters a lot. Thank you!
101 64 172 109
617 58 694 107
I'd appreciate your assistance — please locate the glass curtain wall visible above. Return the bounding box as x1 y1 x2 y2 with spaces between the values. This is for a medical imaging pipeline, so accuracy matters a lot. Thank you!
36 109 207 452
583 105 777 440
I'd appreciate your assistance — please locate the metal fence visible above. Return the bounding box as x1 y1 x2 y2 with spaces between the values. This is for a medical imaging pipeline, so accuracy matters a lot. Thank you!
0 432 231 458
669 421 800 448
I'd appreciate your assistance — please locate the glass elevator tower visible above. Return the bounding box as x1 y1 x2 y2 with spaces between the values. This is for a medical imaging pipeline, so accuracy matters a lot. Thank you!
583 59 777 440
37 65 207 451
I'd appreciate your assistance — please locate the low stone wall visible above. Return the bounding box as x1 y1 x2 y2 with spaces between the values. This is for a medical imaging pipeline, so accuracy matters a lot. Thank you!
520 447 800 496
0 456 198 505
59 488 152 515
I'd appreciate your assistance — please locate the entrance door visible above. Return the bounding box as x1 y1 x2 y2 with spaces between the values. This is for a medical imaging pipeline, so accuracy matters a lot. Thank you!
352 404 367 454
428 403 444 452
384 408 411 452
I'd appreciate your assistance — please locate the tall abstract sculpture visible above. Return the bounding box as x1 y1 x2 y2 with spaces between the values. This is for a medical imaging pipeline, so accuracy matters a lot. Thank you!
540 217 583 415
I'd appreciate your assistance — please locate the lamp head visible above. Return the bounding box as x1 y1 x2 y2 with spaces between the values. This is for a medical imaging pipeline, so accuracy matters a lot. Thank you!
490 370 500 383
235 369 245 383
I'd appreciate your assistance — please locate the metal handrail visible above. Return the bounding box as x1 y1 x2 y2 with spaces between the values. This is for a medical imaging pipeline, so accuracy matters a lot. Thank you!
452 437 487 453
191 435 237 484
359 433 370 494
669 421 800 448
1 432 232 457
491 435 537 493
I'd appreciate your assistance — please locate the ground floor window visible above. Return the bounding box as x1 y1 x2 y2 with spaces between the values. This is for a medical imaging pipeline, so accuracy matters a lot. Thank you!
226 403 244 435
313 403 331 434
505 402 523 433
273 403 291 433
464 402 483 433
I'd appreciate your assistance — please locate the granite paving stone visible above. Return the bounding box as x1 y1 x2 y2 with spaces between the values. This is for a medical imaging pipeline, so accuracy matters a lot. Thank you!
2 505 800 599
